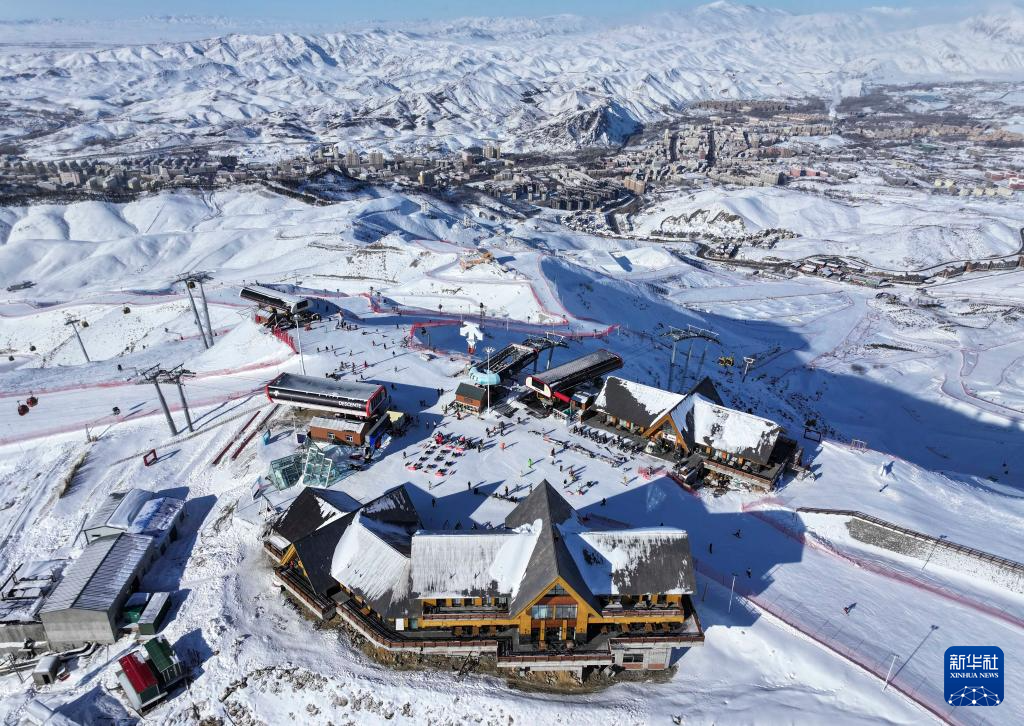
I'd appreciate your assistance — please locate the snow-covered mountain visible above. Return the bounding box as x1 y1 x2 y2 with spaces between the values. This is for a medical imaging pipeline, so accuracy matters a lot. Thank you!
4 2 1024 156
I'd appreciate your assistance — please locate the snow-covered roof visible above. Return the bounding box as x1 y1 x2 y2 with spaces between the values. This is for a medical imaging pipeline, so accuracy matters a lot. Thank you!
410 526 539 600
106 489 154 531
562 528 696 596
40 534 153 614
594 376 687 429
691 398 782 465
331 513 412 618
272 487 361 545
126 497 184 538
84 489 152 534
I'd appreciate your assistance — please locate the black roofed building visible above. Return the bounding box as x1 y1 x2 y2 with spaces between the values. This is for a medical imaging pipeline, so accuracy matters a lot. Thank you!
589 375 799 489
588 376 724 457
267 481 703 674
264 487 362 564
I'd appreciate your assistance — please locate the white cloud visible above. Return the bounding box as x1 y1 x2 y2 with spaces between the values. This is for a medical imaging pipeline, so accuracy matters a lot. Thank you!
865 6 918 17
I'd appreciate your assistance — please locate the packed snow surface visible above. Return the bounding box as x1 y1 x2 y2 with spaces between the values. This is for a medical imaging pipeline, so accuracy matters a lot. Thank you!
0 182 1022 725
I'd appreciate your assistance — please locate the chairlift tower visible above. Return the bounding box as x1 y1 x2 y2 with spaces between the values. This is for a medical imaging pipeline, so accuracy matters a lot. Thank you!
162 365 196 433
138 365 177 436
64 317 91 363
175 271 215 348
662 324 720 391
742 356 756 381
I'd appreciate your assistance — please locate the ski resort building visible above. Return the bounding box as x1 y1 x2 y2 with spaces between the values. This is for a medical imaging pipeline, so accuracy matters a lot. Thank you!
266 373 389 420
240 284 314 328
453 382 490 413
263 487 361 565
588 376 799 490
267 482 703 673
38 534 155 649
29 490 185 649
589 376 723 455
115 636 186 711
307 414 389 447
524 349 623 405
691 398 799 490
83 489 184 553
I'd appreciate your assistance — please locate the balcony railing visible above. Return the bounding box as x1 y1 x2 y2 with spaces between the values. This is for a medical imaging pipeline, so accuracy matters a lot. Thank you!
599 605 684 617
275 567 335 619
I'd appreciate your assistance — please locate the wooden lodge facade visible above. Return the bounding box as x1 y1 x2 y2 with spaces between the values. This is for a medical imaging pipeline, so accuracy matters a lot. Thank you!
453 382 490 413
265 482 704 673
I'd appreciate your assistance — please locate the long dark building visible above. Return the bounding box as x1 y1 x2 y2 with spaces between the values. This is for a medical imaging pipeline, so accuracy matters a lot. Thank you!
525 349 623 401
266 373 389 420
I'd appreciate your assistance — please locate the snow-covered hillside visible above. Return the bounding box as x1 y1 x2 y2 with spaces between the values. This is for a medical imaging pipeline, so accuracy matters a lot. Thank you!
1 182 1022 724
632 186 1024 270
4 3 1024 155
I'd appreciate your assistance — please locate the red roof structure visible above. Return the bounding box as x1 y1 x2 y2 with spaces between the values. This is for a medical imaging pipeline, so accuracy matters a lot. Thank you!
118 653 157 693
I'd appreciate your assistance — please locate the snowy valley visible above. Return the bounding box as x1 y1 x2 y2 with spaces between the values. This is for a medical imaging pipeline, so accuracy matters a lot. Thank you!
0 3 1023 726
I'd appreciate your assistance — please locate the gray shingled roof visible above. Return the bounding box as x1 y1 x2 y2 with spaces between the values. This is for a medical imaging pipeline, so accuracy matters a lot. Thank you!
504 480 574 529
40 534 153 614
292 513 357 593
289 486 419 604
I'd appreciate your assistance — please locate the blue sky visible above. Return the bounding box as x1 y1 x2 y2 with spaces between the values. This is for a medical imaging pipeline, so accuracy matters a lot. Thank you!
0 1 974 23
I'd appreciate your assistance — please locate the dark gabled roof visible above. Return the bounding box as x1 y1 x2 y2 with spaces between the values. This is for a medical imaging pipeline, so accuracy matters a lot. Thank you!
272 487 360 545
361 485 420 528
504 479 574 529
292 512 357 594
504 481 599 616
290 485 420 602
455 382 486 400
593 376 686 430
687 376 723 406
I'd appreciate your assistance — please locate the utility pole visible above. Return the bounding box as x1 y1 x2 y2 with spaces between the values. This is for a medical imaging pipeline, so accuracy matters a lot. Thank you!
65 318 91 363
296 323 306 375
175 272 213 348
484 346 494 417
164 365 196 433
140 365 177 436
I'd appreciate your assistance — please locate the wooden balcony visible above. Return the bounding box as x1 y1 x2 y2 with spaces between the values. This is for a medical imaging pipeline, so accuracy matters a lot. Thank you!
274 567 335 620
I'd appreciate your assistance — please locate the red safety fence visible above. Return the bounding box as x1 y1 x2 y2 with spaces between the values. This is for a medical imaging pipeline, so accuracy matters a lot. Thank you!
271 326 298 353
